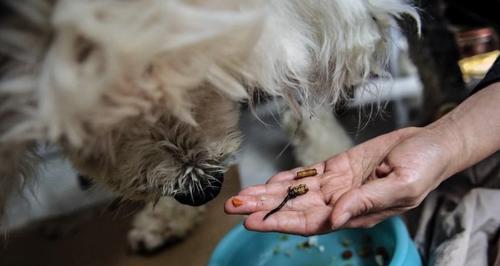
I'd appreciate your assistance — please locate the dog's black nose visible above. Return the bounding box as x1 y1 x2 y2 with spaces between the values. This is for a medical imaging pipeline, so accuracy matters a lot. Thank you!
174 171 224 206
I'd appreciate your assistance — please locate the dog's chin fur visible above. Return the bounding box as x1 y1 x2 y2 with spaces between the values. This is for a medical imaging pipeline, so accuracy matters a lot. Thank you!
0 0 419 210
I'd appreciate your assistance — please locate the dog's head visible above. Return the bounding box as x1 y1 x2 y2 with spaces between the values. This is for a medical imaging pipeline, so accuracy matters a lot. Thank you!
1 0 260 206
0 0 418 206
69 87 241 206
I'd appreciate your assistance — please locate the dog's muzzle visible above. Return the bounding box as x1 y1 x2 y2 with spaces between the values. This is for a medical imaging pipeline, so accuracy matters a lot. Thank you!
173 170 224 206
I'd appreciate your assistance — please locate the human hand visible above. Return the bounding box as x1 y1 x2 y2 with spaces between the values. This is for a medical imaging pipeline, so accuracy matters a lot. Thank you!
225 127 459 235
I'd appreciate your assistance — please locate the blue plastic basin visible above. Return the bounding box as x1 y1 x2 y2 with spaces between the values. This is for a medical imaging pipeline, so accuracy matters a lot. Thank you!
208 217 421 266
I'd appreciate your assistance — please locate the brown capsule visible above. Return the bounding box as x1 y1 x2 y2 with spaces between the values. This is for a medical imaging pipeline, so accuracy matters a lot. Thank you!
296 168 317 179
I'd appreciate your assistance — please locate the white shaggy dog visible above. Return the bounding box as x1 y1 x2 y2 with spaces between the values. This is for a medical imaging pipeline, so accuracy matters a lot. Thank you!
0 0 418 252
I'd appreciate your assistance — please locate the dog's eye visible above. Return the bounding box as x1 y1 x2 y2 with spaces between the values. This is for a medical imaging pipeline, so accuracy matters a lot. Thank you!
75 37 94 63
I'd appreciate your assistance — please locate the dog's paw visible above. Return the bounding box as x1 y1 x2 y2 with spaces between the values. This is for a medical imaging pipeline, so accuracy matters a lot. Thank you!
127 197 205 255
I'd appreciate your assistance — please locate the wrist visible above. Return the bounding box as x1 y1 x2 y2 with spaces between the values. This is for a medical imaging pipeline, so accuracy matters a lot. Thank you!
424 83 500 178
422 121 467 181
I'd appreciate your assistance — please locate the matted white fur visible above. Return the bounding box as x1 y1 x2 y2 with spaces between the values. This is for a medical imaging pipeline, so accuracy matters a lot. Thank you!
0 0 419 213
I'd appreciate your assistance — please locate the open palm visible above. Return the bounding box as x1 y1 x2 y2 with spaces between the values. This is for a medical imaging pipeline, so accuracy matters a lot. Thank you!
224 156 360 235
225 127 451 235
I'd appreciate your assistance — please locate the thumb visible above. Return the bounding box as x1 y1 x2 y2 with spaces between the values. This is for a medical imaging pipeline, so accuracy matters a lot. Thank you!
330 174 405 229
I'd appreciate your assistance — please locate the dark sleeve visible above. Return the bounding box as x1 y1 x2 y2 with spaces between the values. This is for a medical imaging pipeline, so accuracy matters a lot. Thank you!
470 56 500 94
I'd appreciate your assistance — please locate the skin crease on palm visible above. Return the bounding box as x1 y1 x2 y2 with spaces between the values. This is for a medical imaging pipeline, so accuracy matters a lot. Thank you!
224 83 500 236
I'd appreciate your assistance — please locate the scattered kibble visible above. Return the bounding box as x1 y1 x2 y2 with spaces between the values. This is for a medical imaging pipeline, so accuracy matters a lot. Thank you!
357 245 373 258
296 240 313 250
341 250 353 260
284 233 390 265
278 234 289 241
341 238 351 247
296 236 322 252
272 246 281 255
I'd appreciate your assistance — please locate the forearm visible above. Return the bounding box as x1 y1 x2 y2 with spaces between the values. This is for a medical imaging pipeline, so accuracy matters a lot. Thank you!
426 82 500 178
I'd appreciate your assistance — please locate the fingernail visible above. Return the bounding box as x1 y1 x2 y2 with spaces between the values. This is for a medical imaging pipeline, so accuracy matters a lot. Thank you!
332 213 351 230
231 197 244 207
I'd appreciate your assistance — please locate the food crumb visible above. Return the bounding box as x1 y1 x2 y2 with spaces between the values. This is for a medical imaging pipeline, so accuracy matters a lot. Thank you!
296 236 317 250
278 234 289 241
231 197 244 207
341 250 353 260
272 246 281 255
357 245 373 258
296 241 312 250
341 238 351 247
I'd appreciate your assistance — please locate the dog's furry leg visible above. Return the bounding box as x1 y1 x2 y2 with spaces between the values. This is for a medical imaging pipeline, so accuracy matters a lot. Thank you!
127 197 205 254
282 108 352 166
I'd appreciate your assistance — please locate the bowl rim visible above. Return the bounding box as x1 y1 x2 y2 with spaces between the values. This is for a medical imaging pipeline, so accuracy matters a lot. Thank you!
388 216 410 266
209 216 412 266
